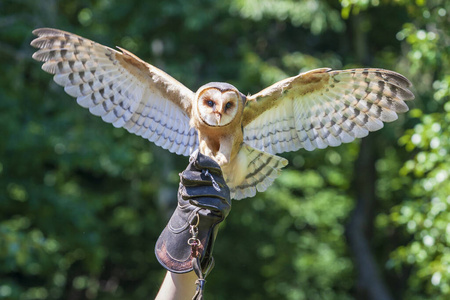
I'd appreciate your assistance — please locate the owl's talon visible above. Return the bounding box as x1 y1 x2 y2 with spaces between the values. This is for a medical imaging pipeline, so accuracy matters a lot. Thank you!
215 153 229 166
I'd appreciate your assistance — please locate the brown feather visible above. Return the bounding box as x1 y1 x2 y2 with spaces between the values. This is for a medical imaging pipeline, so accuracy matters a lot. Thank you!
242 68 414 155
31 28 414 200
31 28 198 157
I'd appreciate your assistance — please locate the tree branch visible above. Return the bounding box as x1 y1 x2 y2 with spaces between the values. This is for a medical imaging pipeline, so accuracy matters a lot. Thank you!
346 136 393 300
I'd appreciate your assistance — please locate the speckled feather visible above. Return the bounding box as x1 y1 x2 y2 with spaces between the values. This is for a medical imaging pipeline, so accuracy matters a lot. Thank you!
243 68 414 154
31 28 414 200
31 28 198 156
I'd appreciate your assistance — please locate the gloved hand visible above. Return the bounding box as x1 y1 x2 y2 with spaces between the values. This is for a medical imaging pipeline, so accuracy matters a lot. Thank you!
155 150 231 276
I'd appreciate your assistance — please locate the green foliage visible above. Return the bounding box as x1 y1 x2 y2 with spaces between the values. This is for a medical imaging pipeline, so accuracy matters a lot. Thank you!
1 0 449 299
388 2 449 298
231 0 345 34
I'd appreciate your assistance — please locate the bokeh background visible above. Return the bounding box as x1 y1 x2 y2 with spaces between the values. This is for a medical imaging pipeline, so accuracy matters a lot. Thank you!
1 0 449 299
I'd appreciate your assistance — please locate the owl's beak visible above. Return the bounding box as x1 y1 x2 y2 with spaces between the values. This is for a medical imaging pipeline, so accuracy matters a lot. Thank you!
215 112 222 125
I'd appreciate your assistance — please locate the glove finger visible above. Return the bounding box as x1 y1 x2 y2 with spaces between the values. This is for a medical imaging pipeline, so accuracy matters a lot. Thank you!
188 151 222 176
182 185 229 201
189 197 231 214
181 170 227 188
195 153 222 174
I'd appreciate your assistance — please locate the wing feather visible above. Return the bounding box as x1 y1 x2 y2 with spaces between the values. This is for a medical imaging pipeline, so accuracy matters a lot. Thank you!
31 28 198 156
243 68 414 154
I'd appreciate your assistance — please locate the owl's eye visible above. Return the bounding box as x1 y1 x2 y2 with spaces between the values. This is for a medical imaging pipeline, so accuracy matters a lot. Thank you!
206 100 214 107
225 102 232 110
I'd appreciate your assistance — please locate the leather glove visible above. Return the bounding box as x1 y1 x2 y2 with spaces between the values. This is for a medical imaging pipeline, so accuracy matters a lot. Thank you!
155 150 231 274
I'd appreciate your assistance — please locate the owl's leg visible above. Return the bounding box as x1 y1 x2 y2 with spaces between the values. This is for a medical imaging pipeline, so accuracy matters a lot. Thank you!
214 152 229 166
198 136 232 166
215 137 233 166
199 139 215 158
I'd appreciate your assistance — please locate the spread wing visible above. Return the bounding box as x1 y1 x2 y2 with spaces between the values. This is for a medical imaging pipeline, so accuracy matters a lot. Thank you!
31 28 198 156
243 68 414 154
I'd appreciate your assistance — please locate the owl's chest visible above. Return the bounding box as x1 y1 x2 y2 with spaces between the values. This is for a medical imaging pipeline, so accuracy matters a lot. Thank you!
195 120 243 162
197 123 238 147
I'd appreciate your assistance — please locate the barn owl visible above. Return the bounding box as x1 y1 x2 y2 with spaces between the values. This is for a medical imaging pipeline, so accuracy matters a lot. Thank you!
31 28 414 200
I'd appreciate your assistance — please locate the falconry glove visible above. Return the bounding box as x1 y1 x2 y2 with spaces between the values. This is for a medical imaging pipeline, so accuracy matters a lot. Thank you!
155 150 231 278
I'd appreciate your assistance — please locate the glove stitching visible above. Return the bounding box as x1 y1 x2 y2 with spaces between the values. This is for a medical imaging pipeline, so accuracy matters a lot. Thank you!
168 207 201 233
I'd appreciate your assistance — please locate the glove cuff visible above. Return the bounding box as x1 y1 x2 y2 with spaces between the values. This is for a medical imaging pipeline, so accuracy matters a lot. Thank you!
155 205 200 273
155 205 219 274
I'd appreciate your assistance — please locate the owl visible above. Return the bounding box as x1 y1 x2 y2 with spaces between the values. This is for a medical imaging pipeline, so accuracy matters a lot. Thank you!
31 28 414 200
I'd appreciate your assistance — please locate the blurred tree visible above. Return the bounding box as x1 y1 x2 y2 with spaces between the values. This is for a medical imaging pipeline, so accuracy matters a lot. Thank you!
0 0 448 299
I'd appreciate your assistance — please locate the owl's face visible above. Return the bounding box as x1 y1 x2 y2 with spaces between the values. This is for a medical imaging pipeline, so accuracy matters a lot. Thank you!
196 84 243 127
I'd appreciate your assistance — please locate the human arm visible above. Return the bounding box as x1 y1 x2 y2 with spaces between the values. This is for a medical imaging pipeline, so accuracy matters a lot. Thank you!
155 271 197 300
154 150 231 299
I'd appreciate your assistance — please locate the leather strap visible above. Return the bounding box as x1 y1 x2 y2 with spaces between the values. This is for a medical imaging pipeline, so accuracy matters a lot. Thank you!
191 256 214 299
189 213 215 300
